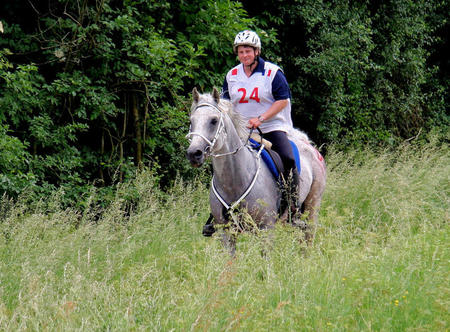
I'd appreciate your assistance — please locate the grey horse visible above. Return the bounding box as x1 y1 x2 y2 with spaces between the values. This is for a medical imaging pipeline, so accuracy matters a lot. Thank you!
186 88 326 252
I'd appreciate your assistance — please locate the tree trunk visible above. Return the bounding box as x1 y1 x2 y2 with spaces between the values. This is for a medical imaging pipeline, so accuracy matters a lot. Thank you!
132 93 142 167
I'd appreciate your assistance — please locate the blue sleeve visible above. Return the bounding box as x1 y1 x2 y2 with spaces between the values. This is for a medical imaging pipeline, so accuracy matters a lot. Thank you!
221 77 230 100
272 70 291 100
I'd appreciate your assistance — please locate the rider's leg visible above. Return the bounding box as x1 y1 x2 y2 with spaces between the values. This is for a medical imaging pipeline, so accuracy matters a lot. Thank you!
263 131 299 221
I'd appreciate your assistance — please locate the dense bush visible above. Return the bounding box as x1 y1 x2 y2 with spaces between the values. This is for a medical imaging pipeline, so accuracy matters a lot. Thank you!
243 0 449 145
0 0 448 203
0 0 254 202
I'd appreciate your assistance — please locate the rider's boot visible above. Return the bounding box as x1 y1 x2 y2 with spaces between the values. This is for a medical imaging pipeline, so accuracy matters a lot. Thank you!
202 213 216 237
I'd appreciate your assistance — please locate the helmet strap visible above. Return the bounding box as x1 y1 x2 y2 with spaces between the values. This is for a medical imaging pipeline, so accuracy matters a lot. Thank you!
244 49 259 71
247 56 258 69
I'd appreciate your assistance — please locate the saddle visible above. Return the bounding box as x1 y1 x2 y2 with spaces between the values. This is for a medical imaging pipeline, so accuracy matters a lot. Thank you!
249 133 301 180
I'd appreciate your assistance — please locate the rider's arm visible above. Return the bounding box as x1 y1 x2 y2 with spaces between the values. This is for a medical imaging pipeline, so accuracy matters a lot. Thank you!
248 70 290 128
248 99 288 128
221 77 230 100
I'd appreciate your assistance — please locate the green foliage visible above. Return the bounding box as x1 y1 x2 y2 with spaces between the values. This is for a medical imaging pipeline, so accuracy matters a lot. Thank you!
244 0 449 146
0 0 254 201
297 1 381 143
175 0 254 88
0 125 35 195
0 0 448 202
0 57 45 125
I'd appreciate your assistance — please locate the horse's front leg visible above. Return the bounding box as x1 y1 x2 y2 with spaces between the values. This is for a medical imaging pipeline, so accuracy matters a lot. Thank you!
221 227 236 256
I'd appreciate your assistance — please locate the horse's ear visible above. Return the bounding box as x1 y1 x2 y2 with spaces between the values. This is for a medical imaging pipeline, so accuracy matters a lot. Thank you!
192 87 200 103
212 87 220 104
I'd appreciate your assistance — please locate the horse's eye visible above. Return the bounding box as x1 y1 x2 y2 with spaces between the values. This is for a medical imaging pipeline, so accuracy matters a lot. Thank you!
210 118 218 126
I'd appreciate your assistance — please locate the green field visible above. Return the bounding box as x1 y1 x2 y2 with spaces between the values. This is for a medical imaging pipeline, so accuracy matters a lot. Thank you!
0 141 448 331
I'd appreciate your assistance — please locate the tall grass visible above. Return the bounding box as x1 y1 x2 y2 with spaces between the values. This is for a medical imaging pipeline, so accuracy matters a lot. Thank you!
0 141 448 331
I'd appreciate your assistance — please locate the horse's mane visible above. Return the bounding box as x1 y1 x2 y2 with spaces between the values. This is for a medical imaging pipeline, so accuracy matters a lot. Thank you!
192 92 248 142
219 99 249 141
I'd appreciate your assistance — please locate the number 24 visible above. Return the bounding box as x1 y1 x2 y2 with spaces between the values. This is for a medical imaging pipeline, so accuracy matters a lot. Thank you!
238 87 260 103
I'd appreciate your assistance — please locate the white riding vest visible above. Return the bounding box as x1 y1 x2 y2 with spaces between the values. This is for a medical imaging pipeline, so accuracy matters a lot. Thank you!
225 61 293 133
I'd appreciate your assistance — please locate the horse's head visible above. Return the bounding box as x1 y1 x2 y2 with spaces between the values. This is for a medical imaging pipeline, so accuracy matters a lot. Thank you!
186 87 225 167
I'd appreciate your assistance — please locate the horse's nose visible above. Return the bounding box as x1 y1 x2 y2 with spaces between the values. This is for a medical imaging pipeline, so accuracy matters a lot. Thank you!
187 148 204 166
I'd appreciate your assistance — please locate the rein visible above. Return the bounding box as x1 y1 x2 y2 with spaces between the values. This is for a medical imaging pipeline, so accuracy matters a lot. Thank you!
186 102 266 226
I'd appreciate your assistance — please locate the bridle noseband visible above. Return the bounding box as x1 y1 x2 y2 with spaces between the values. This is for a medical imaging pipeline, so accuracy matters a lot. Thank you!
185 102 244 157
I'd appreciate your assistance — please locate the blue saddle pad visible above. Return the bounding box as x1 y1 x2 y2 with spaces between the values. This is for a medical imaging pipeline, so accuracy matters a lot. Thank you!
249 138 301 180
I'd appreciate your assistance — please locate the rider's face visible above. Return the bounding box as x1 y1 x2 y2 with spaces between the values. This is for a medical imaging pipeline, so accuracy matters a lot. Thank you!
237 46 258 66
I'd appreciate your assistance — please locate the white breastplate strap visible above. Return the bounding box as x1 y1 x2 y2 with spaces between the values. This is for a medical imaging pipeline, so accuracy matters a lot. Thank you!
211 144 264 223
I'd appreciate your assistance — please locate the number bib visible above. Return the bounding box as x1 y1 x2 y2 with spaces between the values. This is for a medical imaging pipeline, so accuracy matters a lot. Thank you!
225 61 292 132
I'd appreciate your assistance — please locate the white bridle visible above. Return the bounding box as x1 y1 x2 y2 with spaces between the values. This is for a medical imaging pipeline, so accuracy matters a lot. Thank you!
185 102 244 157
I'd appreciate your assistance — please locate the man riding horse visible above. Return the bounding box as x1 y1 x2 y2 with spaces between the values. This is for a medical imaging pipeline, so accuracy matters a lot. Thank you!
203 30 299 236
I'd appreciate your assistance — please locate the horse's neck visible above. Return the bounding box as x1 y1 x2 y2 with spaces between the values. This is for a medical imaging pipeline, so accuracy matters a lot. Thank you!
212 126 254 197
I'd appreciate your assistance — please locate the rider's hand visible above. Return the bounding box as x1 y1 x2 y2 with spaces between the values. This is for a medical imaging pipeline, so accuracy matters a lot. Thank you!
247 116 264 128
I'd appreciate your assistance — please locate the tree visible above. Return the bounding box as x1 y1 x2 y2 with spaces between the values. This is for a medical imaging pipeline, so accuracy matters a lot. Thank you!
0 0 255 201
241 0 449 145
